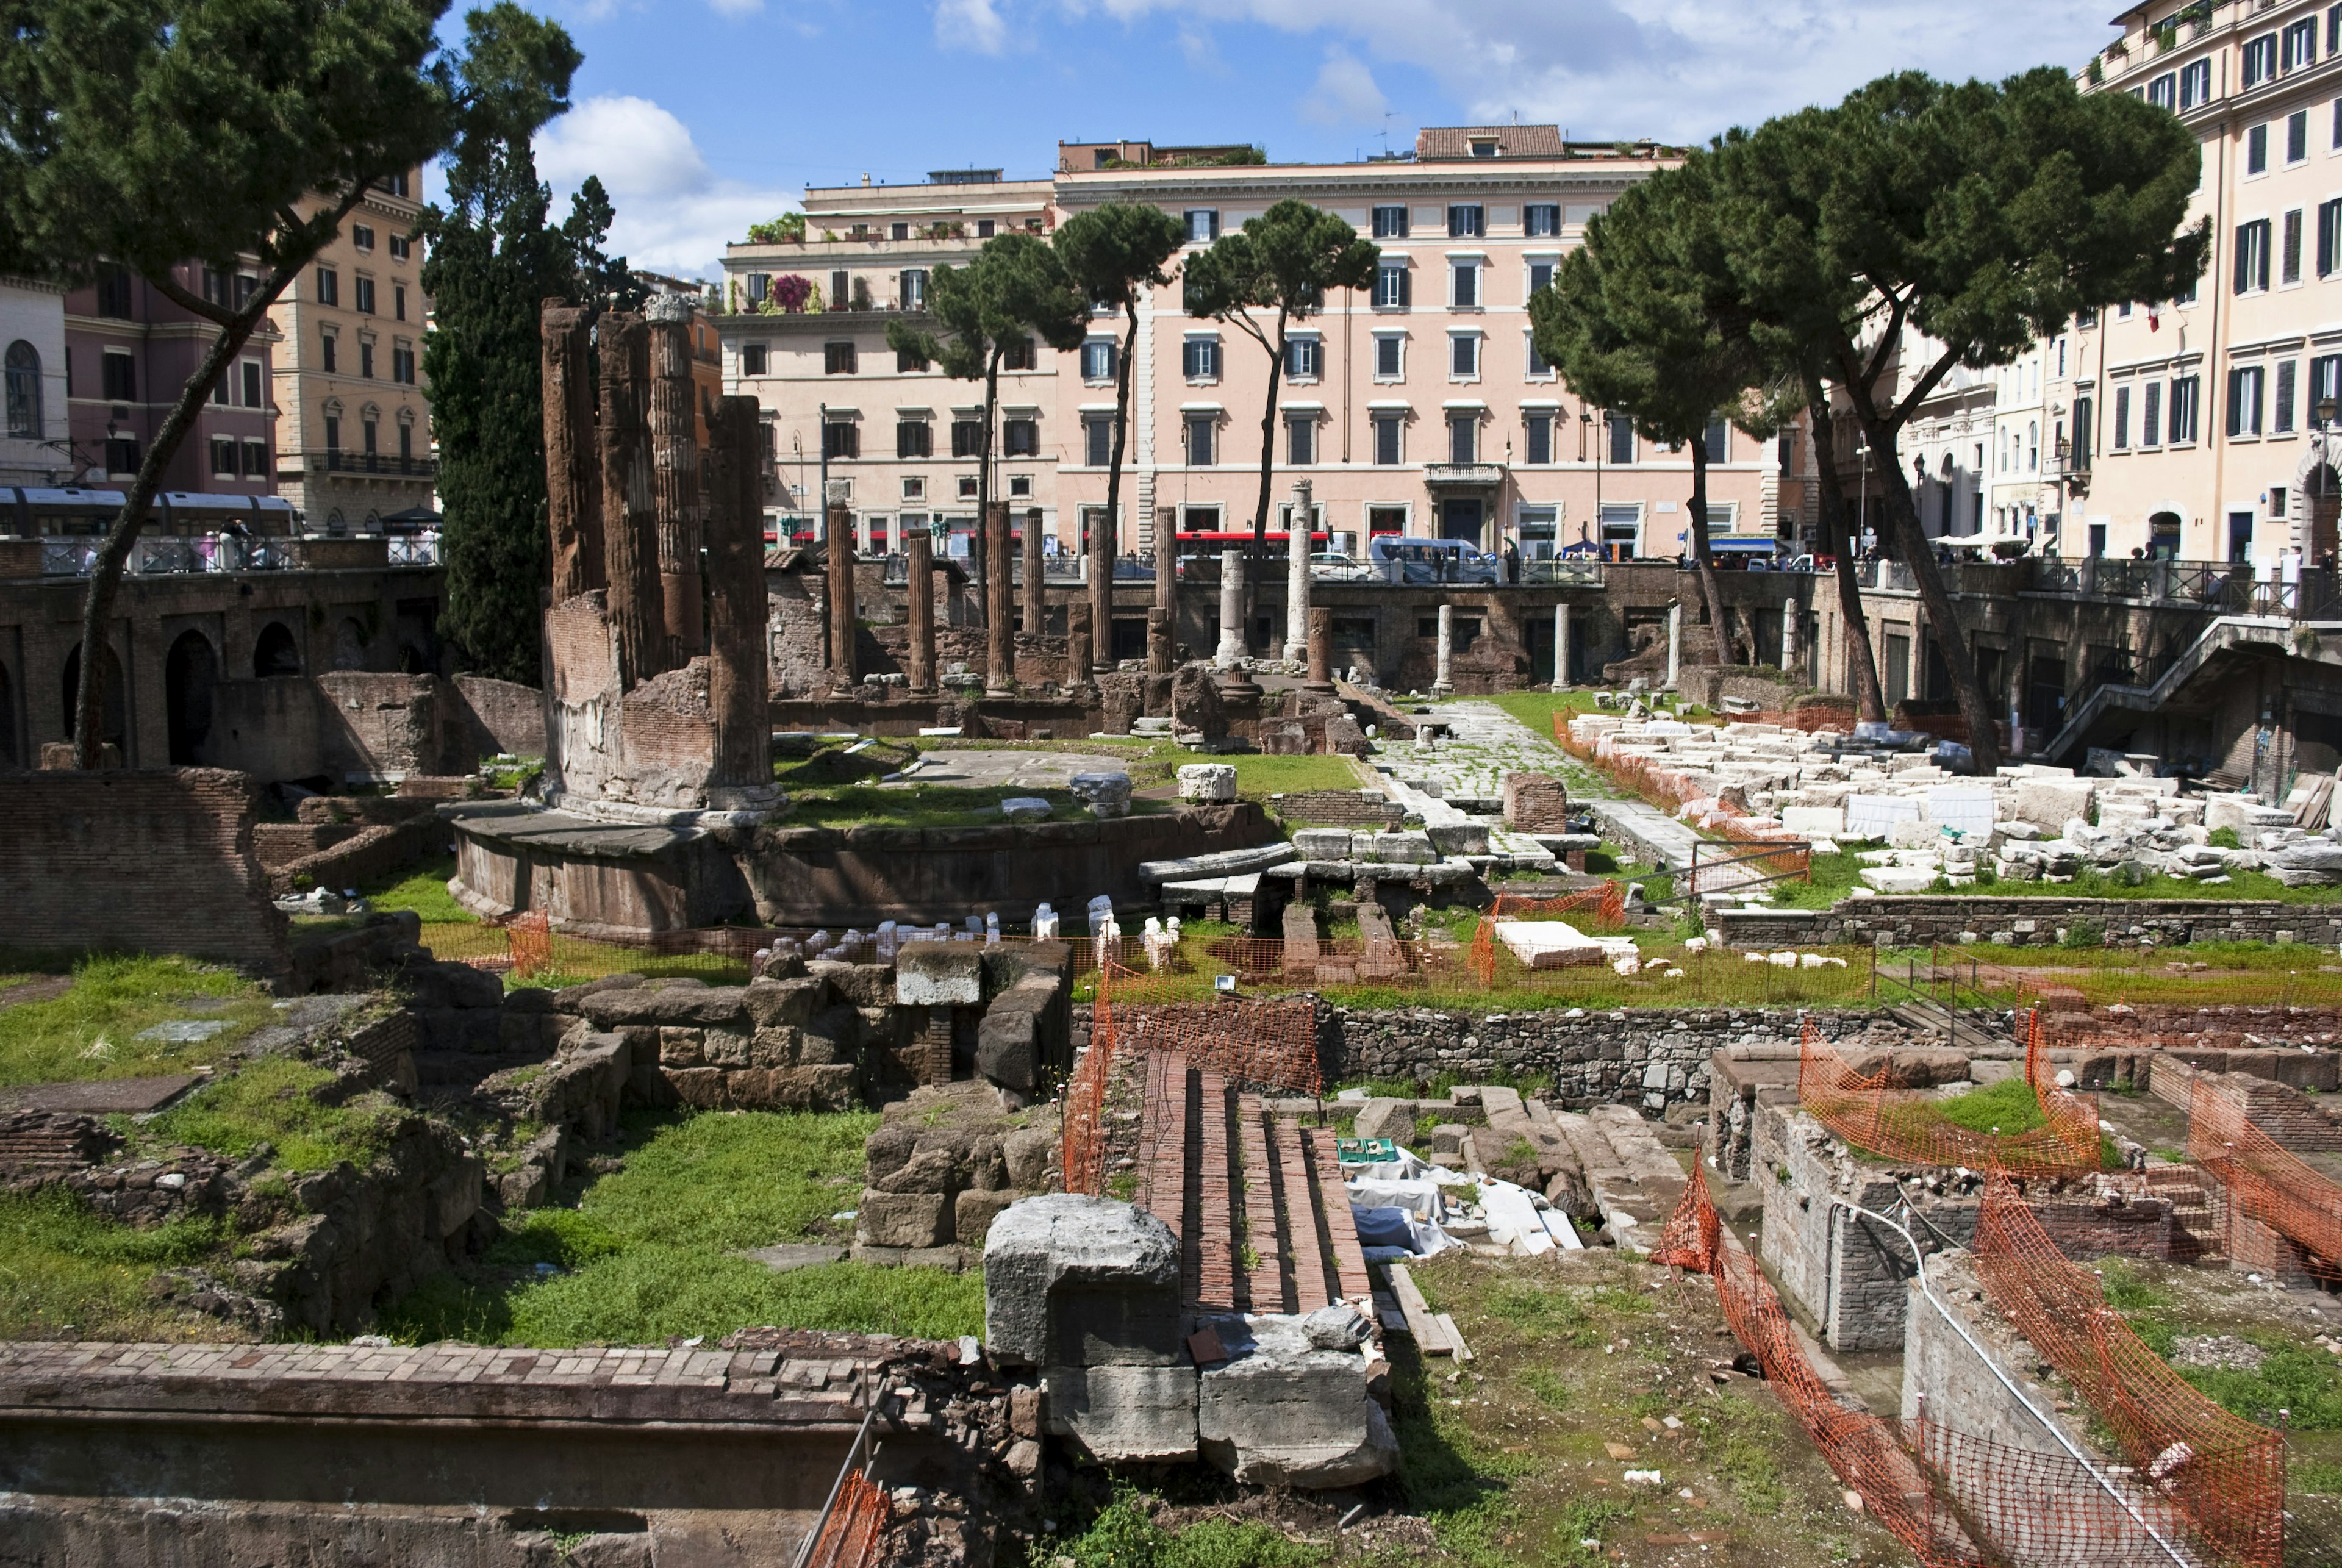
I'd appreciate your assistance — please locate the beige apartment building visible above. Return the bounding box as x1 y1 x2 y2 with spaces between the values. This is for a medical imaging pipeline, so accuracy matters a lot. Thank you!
2082 0 2342 564
267 170 435 534
714 130 1788 577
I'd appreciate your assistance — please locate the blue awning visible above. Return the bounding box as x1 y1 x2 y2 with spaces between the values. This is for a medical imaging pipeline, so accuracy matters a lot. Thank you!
1708 539 1783 554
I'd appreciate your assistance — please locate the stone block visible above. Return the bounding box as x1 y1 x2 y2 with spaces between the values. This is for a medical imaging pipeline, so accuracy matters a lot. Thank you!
984 1194 1181 1367
582 986 752 1029
1043 1363 1197 1463
1367 831 1438 865
664 1066 728 1109
897 945 985 1006
657 1028 704 1067
1425 822 1489 856
743 977 823 1028
2008 778 2094 832
1195 1314 1400 1488
808 959 892 1009
1178 764 1238 803
1069 772 1133 818
1860 867 1941 893
1353 1099 1411 1144
976 1008 1038 1094
767 1064 856 1109
874 1147 964 1195
1004 1128 1056 1190
866 1125 919 1184
701 1028 751 1067
858 1190 950 1248
955 1187 1024 1247
1780 806 1845 838
1292 828 1353 860
750 1025 800 1066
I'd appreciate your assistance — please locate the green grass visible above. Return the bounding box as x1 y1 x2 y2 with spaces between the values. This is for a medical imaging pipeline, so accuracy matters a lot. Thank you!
0 954 274 1088
362 854 473 923
381 1108 984 1346
781 781 1174 828
141 1056 410 1172
1769 845 2342 911
0 1187 234 1341
1933 1078 2051 1137
1224 751 1367 797
1049 1495 1330 1568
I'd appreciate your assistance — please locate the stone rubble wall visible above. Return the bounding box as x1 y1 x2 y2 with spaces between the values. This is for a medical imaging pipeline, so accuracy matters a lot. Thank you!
1720 896 2339 949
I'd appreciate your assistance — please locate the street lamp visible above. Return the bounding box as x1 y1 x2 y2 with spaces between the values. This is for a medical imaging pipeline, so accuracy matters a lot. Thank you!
1580 407 1605 557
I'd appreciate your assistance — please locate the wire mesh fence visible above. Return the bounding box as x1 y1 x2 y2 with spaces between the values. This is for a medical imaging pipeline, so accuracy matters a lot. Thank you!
2189 1078 2342 1275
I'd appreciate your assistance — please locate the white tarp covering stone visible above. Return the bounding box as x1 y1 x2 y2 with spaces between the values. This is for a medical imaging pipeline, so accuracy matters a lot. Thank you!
1924 786 1996 836
1844 795 1922 839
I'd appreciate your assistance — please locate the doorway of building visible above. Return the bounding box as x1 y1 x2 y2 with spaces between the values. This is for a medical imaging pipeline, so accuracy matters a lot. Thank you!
2147 510 2182 560
1439 498 1483 547
165 631 218 765
2230 511 2256 564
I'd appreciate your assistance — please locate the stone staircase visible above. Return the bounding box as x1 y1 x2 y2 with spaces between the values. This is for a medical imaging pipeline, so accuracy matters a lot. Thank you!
1136 1051 1373 1316
0 1111 120 1180
2152 1057 2342 1150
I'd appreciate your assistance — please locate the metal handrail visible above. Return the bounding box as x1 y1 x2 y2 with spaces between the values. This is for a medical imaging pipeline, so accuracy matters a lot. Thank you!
792 1406 883 1568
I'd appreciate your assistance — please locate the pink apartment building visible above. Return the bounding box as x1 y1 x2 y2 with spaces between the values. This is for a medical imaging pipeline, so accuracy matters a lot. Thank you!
716 129 1790 568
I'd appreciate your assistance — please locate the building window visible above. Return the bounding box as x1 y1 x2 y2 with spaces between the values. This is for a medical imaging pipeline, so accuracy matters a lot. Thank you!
1184 209 1219 244
2141 382 2161 446
1524 203 1560 237
362 417 378 456
1285 337 1322 379
315 267 338 307
101 350 135 402
1000 336 1036 371
825 341 857 374
1373 335 1405 380
2147 72 2177 111
1184 414 1215 465
1372 412 1403 465
1450 334 1479 378
2171 376 2199 443
2237 218 2272 292
2244 32 2279 86
899 268 928 311
896 346 926 373
389 234 410 261
2321 199 2342 276
1469 137 1498 158
2314 356 2342 425
321 332 338 373
1447 412 1477 464
950 417 984 457
1704 417 1728 463
241 359 263 406
1002 417 1039 456
2229 363 2266 437
1373 262 1411 309
324 414 340 453
105 436 139 473
1081 339 1116 381
822 420 859 459
1522 411 1555 464
359 340 374 379
897 419 932 458
2287 209 2306 283
741 343 768 376
2287 16 2318 70
1607 412 1634 465
1084 415 1112 467
95 267 132 319
747 273 769 305
4 340 41 437
352 223 374 252
1182 337 1220 379
210 437 237 477
354 276 375 314
1372 205 1409 239
394 284 407 321
2182 59 2210 108
2278 359 2300 432
1527 259 1556 295
829 270 849 306
2249 123 2270 176
1287 413 1315 465
903 479 926 501
1447 204 1484 238
244 438 268 475
976 219 995 238
1527 334 1552 377
1450 261 1479 308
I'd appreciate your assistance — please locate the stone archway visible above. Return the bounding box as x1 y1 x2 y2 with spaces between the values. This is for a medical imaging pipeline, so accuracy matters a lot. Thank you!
2296 445 2341 566
253 620 303 677
60 642 127 752
165 630 219 764
332 618 368 671
0 659 16 768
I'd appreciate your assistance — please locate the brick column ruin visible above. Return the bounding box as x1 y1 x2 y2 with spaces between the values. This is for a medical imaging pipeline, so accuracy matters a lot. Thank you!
596 313 662 690
540 303 604 602
706 395 770 789
985 501 1014 696
825 503 857 689
905 525 936 692
1283 479 1312 663
647 294 704 668
1305 607 1334 693
1021 505 1044 653
1149 507 1177 673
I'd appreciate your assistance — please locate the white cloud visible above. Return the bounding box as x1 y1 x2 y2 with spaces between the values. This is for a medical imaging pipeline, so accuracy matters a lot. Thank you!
936 0 1009 53
954 0 2116 144
535 95 797 279
1300 47 1386 127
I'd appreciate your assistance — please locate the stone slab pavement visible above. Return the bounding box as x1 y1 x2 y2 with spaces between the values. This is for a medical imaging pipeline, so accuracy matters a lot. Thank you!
887 750 1133 790
0 1074 202 1114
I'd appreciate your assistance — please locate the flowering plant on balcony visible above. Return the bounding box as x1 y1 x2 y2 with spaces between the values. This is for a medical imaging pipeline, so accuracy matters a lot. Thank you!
766 274 814 313
745 213 806 244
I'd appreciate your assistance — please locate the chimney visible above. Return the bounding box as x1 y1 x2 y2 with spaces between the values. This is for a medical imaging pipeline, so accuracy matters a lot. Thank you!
862 173 872 186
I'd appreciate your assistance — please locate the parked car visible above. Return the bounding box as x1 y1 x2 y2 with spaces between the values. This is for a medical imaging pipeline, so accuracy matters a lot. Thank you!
1309 551 1373 582
1367 535 1503 585
1785 553 1838 574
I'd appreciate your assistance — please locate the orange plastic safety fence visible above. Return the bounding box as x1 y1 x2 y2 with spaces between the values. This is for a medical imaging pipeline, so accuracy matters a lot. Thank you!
1907 1415 2202 1566
802 1468 889 1568
1650 1167 1989 1568
506 911 552 979
1799 1015 2102 1178
1061 976 1117 1197
1972 1174 2286 1568
2190 1076 2342 1273
1471 886 1631 986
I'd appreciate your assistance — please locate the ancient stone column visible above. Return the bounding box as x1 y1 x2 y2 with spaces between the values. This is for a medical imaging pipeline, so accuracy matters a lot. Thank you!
1214 550 1247 670
1283 479 1313 663
597 313 661 690
1067 594 1094 690
905 524 936 692
647 293 704 668
1150 506 1177 674
1665 601 1683 689
1305 606 1334 693
985 501 1014 696
826 502 858 688
1552 601 1571 693
1022 506 1045 655
1781 602 1802 676
1086 501 1114 683
540 302 603 602
1431 603 1455 696
706 395 770 789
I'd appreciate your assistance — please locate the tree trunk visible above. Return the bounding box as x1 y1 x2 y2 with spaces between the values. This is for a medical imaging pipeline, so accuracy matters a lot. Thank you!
1865 422 2003 772
1686 437 1735 666
1807 395 1888 725
1247 309 1288 655
974 354 997 615
1092 304 1139 681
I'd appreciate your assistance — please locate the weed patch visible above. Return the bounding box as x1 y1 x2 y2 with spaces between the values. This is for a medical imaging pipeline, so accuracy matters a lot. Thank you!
0 1188 232 1341
0 955 273 1087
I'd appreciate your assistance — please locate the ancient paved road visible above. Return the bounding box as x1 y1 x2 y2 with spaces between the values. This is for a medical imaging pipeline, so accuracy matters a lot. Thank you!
886 749 1131 789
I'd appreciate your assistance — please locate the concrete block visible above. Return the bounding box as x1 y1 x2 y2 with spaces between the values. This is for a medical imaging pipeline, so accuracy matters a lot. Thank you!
1780 806 1844 838
1044 1363 1197 1462
1353 1099 1412 1144
1178 764 1238 802
2008 777 2094 832
1195 1314 1400 1488
1292 828 1353 859
984 1194 1181 1367
858 1190 950 1248
896 945 984 1006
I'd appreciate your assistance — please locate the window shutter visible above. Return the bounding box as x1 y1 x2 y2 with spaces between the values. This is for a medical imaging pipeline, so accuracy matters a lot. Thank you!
1398 268 1412 307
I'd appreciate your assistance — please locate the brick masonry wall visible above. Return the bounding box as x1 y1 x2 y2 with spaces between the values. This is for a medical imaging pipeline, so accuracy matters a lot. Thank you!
1500 772 1571 831
0 768 289 979
1721 896 2342 950
453 675 547 758
267 814 451 897
1270 790 1406 829
1755 1104 1917 1351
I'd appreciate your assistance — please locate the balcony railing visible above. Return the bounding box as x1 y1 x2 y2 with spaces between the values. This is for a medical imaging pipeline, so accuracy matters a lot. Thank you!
1520 557 1605 587
387 535 442 566
317 452 437 478
1422 461 1508 487
29 533 432 578
2029 557 2337 617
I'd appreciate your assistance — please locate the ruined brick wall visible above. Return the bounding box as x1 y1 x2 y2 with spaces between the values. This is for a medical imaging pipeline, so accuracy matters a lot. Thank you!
202 676 324 781
767 573 829 698
453 675 547 759
1500 771 1570 831
314 671 476 781
1270 790 1406 829
1721 897 2336 950
267 815 451 897
0 768 289 979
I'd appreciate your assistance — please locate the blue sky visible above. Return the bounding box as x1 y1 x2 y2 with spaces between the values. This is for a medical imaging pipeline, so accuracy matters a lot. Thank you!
514 0 2125 279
